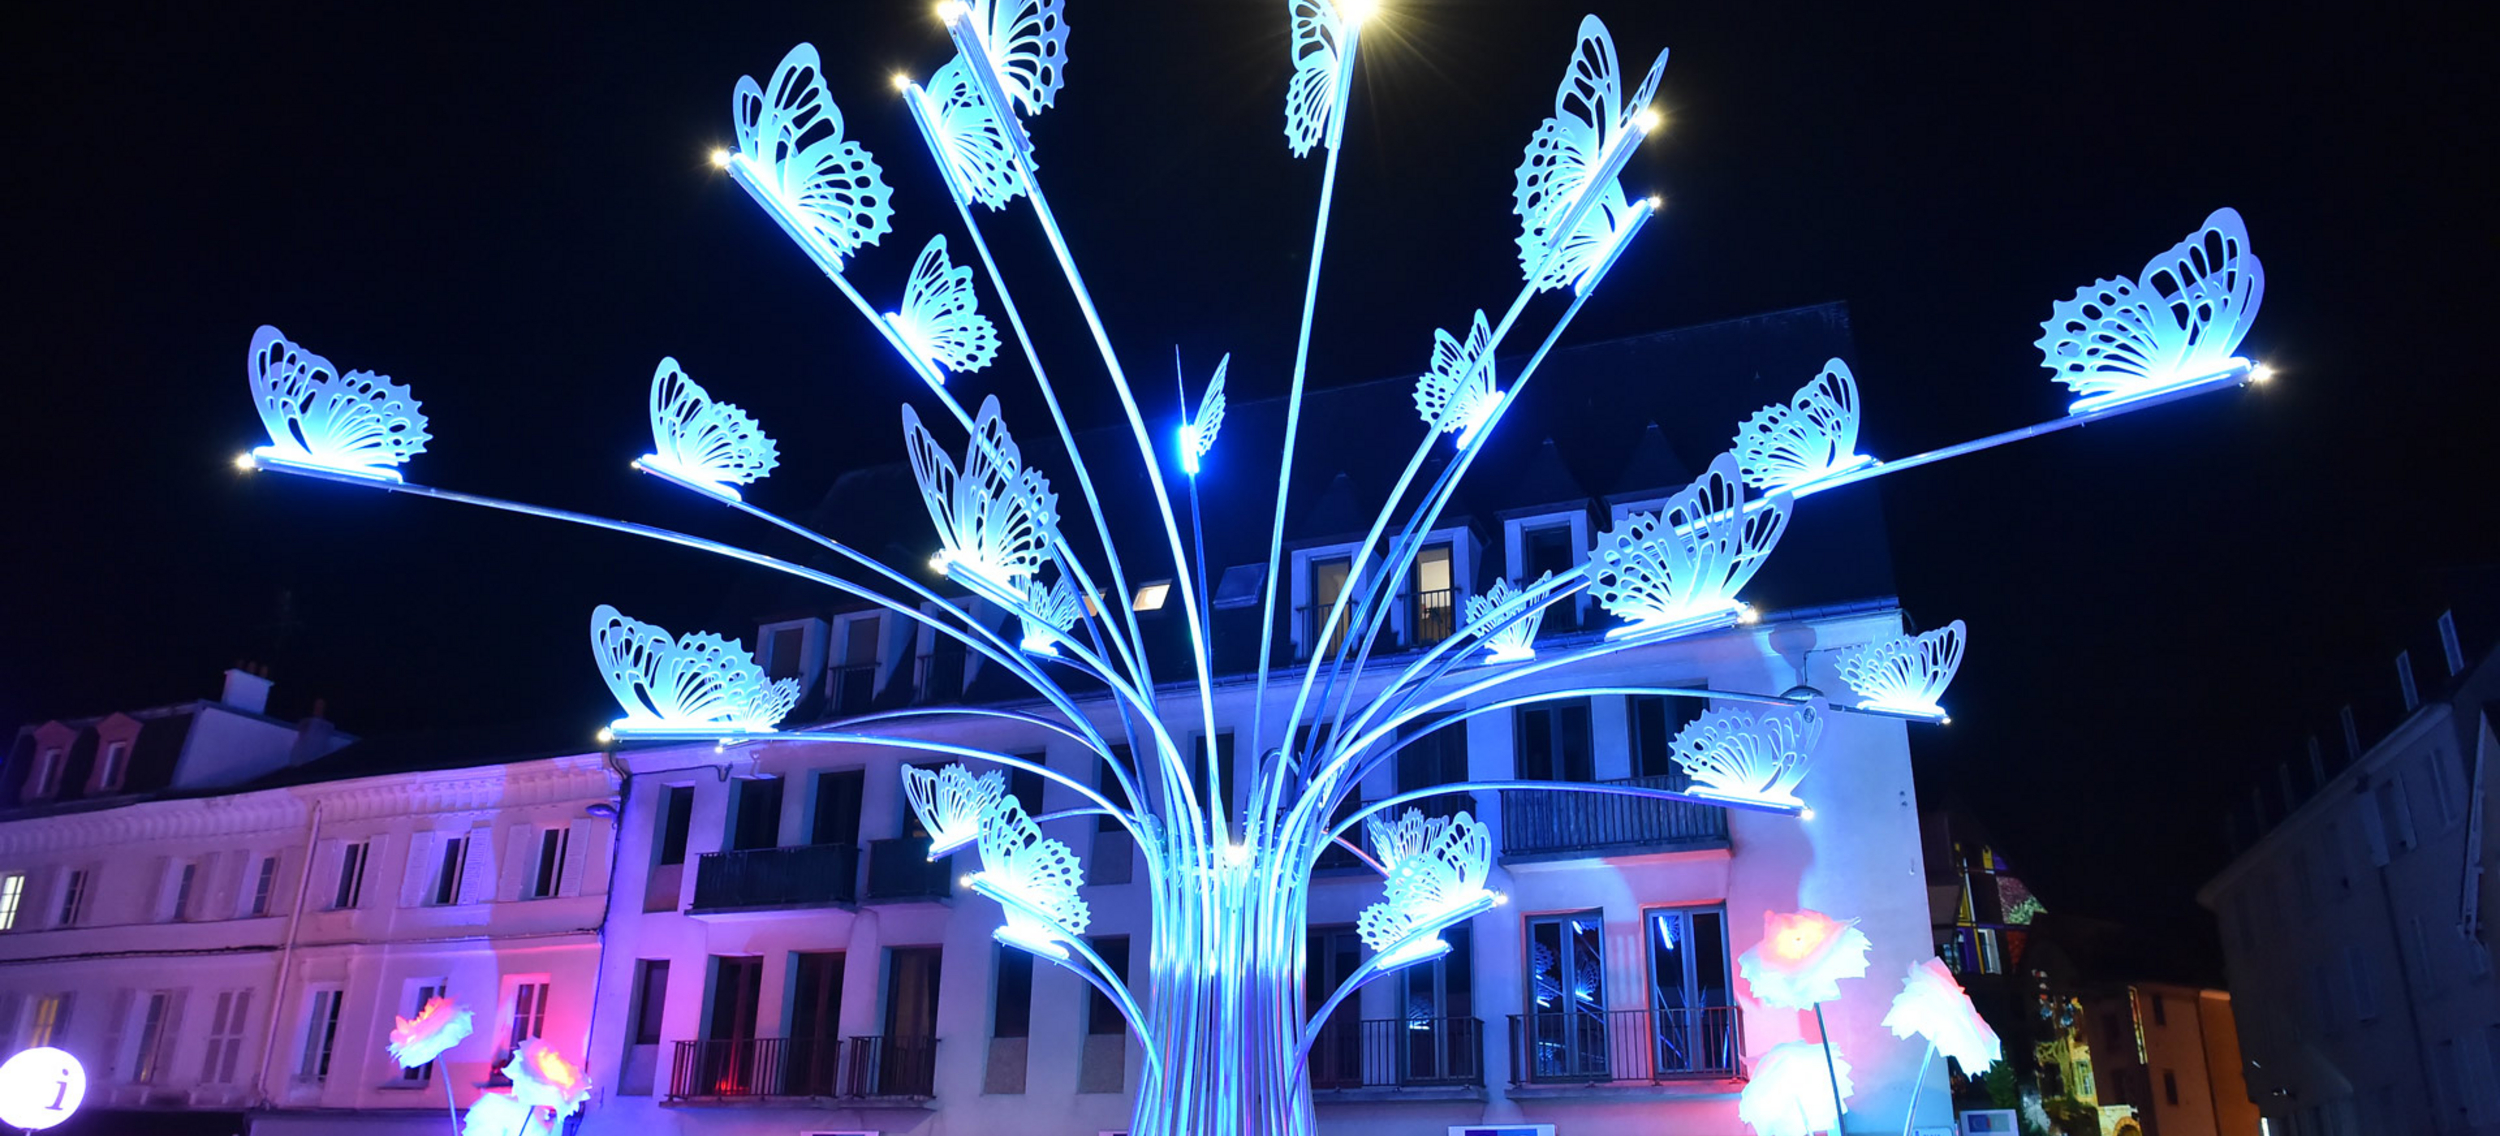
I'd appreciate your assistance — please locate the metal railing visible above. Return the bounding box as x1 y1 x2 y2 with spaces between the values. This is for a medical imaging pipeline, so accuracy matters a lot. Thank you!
689 843 858 911
667 1035 938 1101
1499 773 1728 859
829 663 877 715
865 837 953 900
1308 1017 1485 1090
1506 1006 1741 1084
911 653 962 703
1409 587 1458 647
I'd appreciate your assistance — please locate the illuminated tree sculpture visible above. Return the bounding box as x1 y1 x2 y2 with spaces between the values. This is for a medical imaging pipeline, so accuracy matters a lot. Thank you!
226 2 2270 1133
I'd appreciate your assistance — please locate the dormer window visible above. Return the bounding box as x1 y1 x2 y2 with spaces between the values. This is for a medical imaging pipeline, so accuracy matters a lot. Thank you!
1520 525 1574 581
1411 543 1457 647
1307 555 1352 657
830 614 884 715
94 741 130 793
26 749 64 799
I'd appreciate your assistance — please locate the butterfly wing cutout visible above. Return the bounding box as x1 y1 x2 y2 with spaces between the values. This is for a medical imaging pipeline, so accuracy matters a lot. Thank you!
1284 0 1347 157
1413 310 1499 440
1358 811 1492 951
895 235 1001 374
1184 354 1229 469
973 0 1069 117
906 397 1058 593
1512 17 1665 292
901 763 1008 855
1734 359 1865 492
247 326 431 476
1463 570 1553 660
591 604 795 732
976 796 1090 946
926 56 1024 209
2035 208 2263 405
646 357 779 495
1671 704 1820 806
1837 620 1966 716
733 44 894 262
1590 452 1790 631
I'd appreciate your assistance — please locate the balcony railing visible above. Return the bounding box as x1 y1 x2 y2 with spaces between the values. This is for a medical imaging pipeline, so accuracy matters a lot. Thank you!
689 843 858 912
829 663 877 715
911 653 962 703
1409 587 1458 647
1499 773 1727 860
865 836 954 901
667 1035 938 1101
1308 1017 1485 1091
1506 1006 1742 1084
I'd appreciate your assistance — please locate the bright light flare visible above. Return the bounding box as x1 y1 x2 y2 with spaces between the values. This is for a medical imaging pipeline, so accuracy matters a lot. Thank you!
708 148 731 169
233 453 258 472
935 0 969 22
1633 107 1662 133
892 72 913 92
1343 0 1380 24
2250 361 2276 384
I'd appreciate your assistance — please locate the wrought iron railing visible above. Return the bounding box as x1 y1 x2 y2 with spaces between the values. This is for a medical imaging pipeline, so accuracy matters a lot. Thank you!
829 663 877 715
667 1035 939 1101
865 836 953 900
689 843 858 911
1409 587 1458 647
1498 773 1727 858
1505 1006 1741 1084
911 653 963 703
1308 1016 1485 1090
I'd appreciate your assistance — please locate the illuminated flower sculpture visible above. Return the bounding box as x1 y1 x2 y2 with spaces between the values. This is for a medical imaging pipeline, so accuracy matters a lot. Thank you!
502 1040 591 1119
1740 909 1875 1009
386 998 473 1069
1884 958 2001 1127
227 0 2270 1130
1738 1039 1854 1136
460 1093 549 1136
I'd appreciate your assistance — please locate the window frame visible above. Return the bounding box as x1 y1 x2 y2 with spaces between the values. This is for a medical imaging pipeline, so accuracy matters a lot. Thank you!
333 841 369 910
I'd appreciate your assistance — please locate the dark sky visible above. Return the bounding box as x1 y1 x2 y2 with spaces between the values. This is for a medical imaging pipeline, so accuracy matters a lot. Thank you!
5 2 2492 951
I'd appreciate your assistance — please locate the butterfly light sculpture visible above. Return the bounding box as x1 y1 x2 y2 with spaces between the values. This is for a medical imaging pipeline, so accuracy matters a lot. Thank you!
905 396 1060 601
1513 16 1666 293
1018 573 1083 655
902 762 1009 856
1836 620 1966 721
1735 358 1870 495
1463 572 1552 664
1591 452 1790 640
385 997 473 1069
914 55 1025 209
1283 0 1367 157
731 44 894 268
242 326 430 482
590 605 800 739
1671 703 1820 808
638 358 778 499
888 235 1002 378
1737 1039 1854 1136
1178 354 1228 476
1363 806 1458 872
972 791 1090 958
941 0 1069 119
1413 310 1501 446
2036 207 2265 412
1355 810 1499 966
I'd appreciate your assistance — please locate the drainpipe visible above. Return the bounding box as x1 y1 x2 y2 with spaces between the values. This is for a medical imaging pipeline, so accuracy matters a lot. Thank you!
254 798 323 1108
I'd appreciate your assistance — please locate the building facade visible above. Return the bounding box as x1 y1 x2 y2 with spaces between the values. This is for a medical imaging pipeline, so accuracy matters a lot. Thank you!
2200 611 2500 1135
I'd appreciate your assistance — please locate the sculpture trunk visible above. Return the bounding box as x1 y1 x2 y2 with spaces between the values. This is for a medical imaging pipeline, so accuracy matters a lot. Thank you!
1127 855 1319 1136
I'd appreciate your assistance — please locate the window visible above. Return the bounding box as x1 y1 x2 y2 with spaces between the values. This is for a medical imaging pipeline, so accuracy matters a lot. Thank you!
2372 777 2416 860
810 770 864 846
2163 1068 2179 1105
1972 927 2005 975
28 994 70 1047
172 861 201 921
1130 580 1172 612
58 870 86 927
2346 946 2378 1021
657 786 695 866
1400 925 1475 1083
96 741 130 792
400 980 445 1082
0 873 23 931
1306 926 1363 1087
508 981 550 1048
831 615 882 714
1306 555 1353 657
630 961 670 1047
993 945 1034 1039
1090 746 1135 886
333 842 368 909
1395 714 1471 818
764 625 806 680
2426 747 2461 828
1087 937 1130 1035
250 856 279 917
1647 907 1735 1075
1411 543 1457 646
132 991 176 1084
430 837 468 906
1520 523 1575 581
298 988 343 1082
730 777 783 851
1516 700 1594 782
530 827 571 899
1526 912 1608 1080
788 953 844 1094
2150 992 2167 1027
27 749 63 798
1629 694 1703 782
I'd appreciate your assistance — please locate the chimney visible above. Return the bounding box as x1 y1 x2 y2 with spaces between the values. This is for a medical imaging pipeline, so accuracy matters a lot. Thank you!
221 666 273 715
290 697 336 766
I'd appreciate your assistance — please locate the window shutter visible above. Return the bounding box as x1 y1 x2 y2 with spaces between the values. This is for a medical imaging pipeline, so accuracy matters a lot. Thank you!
158 990 189 1074
310 841 342 909
100 988 134 1079
562 819 607 897
501 827 536 901
400 832 439 907
460 824 496 904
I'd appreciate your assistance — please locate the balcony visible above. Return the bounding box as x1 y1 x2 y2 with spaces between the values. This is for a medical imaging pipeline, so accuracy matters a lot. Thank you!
865 837 954 901
1498 773 1727 862
829 663 877 716
667 1035 938 1102
688 844 858 914
911 653 962 704
1409 587 1458 647
1308 1017 1485 1094
1506 1006 1742 1085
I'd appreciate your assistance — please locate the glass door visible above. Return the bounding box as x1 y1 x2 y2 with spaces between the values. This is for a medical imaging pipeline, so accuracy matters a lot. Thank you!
1646 907 1733 1075
1527 912 1609 1080
1400 926 1475 1084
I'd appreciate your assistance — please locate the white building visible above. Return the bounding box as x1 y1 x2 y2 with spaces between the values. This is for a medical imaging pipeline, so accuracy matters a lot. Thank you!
0 680 619 1136
2199 609 2500 1135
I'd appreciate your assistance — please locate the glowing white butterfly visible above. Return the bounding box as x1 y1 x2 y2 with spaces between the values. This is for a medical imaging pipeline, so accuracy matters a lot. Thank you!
901 763 1008 856
975 796 1090 957
1733 358 1868 493
1590 452 1789 638
1671 704 1821 808
1513 16 1666 292
921 55 1024 210
1364 807 1456 873
1357 810 1493 954
946 0 1069 117
2036 207 2265 411
905 395 1059 599
733 43 894 265
641 357 778 499
888 235 1000 377
1463 571 1553 663
590 604 799 736
1179 353 1229 475
1018 572 1082 654
1284 0 1356 157
245 325 431 480
1837 620 1966 719
1413 310 1501 445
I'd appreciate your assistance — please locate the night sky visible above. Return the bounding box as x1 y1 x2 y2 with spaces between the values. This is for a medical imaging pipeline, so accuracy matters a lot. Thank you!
6 2 2491 961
